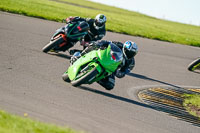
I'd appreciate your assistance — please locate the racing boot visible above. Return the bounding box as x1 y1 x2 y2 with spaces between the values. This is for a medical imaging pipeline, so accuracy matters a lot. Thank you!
97 74 115 90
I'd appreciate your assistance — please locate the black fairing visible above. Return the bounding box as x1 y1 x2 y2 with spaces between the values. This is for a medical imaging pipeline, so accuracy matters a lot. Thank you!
51 27 65 40
66 21 89 40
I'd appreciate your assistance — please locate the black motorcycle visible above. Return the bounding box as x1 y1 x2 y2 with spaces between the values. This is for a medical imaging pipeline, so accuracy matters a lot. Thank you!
42 21 89 53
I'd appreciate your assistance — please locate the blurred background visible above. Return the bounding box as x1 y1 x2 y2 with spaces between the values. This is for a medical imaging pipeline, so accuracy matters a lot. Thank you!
89 0 200 26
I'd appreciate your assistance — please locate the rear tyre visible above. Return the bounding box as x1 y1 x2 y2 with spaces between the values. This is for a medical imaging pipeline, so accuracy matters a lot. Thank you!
62 73 70 82
71 67 98 87
188 58 200 71
42 36 65 53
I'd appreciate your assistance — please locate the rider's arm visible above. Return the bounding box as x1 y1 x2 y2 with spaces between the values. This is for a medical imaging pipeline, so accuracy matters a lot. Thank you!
121 58 135 72
112 41 123 49
80 41 97 56
93 33 105 41
72 17 86 22
80 40 110 56
92 28 106 41
65 16 86 23
115 58 135 78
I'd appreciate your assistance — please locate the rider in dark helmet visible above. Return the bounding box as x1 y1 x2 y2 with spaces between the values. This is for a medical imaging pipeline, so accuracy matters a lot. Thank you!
65 14 107 49
67 40 138 90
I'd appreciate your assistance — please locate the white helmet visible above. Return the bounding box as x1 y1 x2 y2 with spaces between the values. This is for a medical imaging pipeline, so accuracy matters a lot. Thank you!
94 14 107 30
123 41 138 59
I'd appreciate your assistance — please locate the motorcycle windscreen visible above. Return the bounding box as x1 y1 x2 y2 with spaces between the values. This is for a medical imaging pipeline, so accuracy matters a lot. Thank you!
110 43 123 62
98 44 123 73
77 22 90 32
69 22 89 39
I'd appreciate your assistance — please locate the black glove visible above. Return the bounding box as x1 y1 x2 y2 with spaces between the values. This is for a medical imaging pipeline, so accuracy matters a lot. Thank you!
115 69 125 78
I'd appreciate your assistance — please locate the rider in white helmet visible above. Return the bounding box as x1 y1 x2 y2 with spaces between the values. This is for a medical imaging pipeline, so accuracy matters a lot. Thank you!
65 14 107 48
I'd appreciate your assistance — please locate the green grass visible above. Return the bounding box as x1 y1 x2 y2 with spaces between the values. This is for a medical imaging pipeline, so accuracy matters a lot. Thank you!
1 0 200 47
183 94 200 119
0 110 80 133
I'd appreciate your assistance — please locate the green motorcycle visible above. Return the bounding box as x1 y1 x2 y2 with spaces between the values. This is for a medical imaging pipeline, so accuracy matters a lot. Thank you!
188 57 200 71
62 43 123 87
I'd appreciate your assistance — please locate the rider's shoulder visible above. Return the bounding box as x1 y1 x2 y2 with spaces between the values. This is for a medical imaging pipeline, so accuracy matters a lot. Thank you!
86 18 93 22
72 16 86 22
111 41 123 48
112 41 123 45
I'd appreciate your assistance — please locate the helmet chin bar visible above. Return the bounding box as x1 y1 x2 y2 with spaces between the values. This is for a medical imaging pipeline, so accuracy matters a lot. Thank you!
93 22 102 30
93 23 98 30
122 47 128 60
94 20 104 30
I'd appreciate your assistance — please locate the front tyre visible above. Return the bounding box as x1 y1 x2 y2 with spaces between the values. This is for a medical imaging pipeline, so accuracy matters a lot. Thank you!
42 36 65 53
62 73 70 82
71 67 99 87
188 58 200 71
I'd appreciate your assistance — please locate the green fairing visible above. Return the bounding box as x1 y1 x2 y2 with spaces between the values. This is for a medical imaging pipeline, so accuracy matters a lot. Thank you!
97 46 121 72
67 50 99 80
192 63 200 71
66 44 122 84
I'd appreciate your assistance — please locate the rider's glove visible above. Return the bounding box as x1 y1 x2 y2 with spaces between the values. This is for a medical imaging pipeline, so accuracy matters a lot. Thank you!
80 41 89 47
115 69 125 78
65 16 75 23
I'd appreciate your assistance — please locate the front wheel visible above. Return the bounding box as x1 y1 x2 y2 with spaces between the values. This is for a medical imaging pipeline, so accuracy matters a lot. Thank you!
42 36 65 53
62 73 70 82
71 67 99 87
188 58 200 71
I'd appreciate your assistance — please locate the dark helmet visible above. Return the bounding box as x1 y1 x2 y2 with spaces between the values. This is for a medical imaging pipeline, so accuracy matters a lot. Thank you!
94 14 107 30
123 41 138 59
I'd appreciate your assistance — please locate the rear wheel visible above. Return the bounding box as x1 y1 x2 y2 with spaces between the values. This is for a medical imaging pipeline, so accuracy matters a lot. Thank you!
71 67 99 87
188 58 200 71
42 36 65 53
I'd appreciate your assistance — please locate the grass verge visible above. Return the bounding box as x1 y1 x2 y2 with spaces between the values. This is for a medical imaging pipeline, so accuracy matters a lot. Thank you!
0 110 80 133
0 0 200 47
183 94 200 119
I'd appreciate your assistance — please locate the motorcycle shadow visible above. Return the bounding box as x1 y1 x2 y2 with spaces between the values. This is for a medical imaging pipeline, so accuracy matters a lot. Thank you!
47 52 72 60
190 70 200 74
77 85 200 127
127 72 183 88
77 86 154 110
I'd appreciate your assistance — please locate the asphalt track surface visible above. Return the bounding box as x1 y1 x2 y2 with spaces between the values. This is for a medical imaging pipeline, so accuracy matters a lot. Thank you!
0 11 200 133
